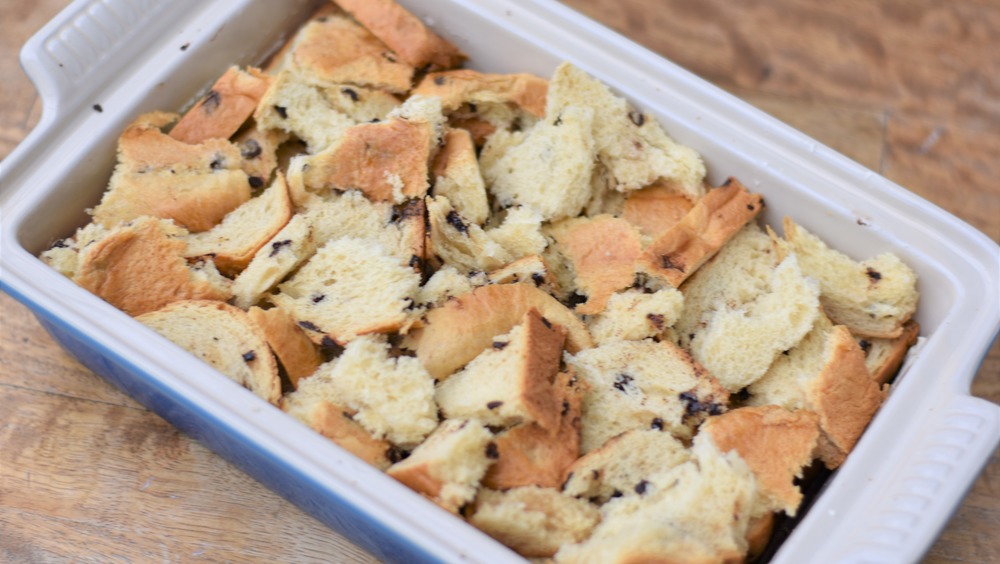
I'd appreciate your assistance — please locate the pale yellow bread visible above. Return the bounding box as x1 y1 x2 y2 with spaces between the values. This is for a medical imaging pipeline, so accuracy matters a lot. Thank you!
413 69 548 118
436 309 567 431
283 335 437 448
183 174 293 276
554 434 756 564
415 265 484 309
860 320 920 385
40 222 111 279
387 419 494 513
778 217 919 339
469 486 601 558
622 182 695 240
136 300 279 404
487 255 561 297
483 370 586 490
547 215 643 315
169 66 272 144
561 428 691 504
545 62 706 198
406 283 594 381
334 0 466 71
425 195 513 274
566 339 729 453
431 127 490 225
271 237 421 345
247 306 323 389
674 223 821 392
91 112 250 232
702 406 820 516
586 288 684 346
73 217 231 317
230 214 316 310
636 178 764 289
480 105 596 221
233 122 288 186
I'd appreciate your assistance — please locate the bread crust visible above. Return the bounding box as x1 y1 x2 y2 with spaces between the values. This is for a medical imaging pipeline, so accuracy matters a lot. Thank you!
310 402 394 470
413 69 547 117
622 182 695 240
247 306 323 388
169 66 272 144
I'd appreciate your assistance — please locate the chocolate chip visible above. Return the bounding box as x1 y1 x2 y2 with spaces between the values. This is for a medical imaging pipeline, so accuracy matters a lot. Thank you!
248 176 264 189
553 115 563 126
859 339 872 354
269 239 292 257
591 469 600 480
298 320 321 332
628 111 645 126
747 203 755 211
734 387 751 402
660 254 684 272
274 105 288 119
634 480 650 495
486 401 503 410
242 350 256 362
722 177 734 187
866 267 882 281
209 155 225 170
467 102 478 113
241 139 262 159
445 210 469 235
52 239 69 249
342 87 359 102
201 90 221 114
386 445 408 464
613 373 634 392
647 313 665 330
311 294 326 304
492 341 508 350
530 272 545 286
485 442 500 459
610 489 623 498
651 417 664 430
409 255 424 270
433 75 446 86
540 316 552 329
92 104 103 113
678 391 724 416
565 292 588 308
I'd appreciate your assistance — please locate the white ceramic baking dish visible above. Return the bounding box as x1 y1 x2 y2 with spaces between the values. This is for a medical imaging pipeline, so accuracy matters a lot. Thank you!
2 0 998 562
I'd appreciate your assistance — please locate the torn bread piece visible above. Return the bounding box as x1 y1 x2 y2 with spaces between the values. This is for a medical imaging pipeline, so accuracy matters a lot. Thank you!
622 182 695 241
169 66 273 144
300 96 444 203
480 105 596 221
487 255 561 297
285 335 437 448
747 313 885 469
436 309 567 431
247 306 323 388
74 217 231 317
407 283 594 381
334 0 466 71
586 288 685 346
387 419 495 513
636 178 764 289
415 265 484 309
233 123 288 187
413 69 547 119
547 215 644 315
566 339 729 453
561 428 691 505
469 487 600 559
431 127 490 225
859 320 920 385
426 195 512 273
136 300 279 404
674 223 821 392
555 433 756 564
91 112 251 232
271 237 422 345
546 62 706 198
483 370 586 490
702 406 820 516
40 222 111 279
779 217 919 339
285 14 414 93
183 174 293 276
231 214 316 310
281 399 396 471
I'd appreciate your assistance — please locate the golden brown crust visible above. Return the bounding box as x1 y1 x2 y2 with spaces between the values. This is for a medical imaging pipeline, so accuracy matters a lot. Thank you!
745 512 775 561
334 0 466 71
864 320 920 385
483 370 585 489
290 15 414 93
448 115 497 147
303 118 435 202
310 402 394 470
169 67 273 144
74 218 230 317
431 127 475 180
808 326 886 469
512 309 568 433
407 284 594 381
247 306 323 388
637 178 764 288
703 406 820 515
622 183 695 240
549 215 643 315
413 70 547 117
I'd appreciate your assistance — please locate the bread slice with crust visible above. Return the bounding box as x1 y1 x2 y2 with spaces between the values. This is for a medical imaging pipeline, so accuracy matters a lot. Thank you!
286 401 396 471
413 69 547 119
334 0 466 71
431 127 490 225
387 419 494 513
41 222 111 279
859 320 920 385
247 306 323 388
92 112 251 232
169 66 272 144
622 182 695 241
74 217 231 317
136 300 279 404
230 214 316 310
406 283 594 381
566 339 729 453
469 486 601 558
436 309 567 431
487 255 561 297
777 217 919 339
425 195 512 274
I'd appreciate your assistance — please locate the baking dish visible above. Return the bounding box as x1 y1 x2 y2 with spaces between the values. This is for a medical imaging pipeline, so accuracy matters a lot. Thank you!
1 0 997 562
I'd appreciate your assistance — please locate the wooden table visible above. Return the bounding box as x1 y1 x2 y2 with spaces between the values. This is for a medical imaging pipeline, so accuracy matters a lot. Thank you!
2 1 997 562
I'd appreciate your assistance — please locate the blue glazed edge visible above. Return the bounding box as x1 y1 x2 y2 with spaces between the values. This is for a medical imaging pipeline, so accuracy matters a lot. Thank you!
1 282 442 564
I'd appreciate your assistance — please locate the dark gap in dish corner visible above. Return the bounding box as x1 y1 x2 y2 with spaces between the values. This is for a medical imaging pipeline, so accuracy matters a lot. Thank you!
754 461 834 563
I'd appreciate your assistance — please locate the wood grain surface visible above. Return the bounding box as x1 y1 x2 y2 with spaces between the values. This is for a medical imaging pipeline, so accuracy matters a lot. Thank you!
2 0 997 562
